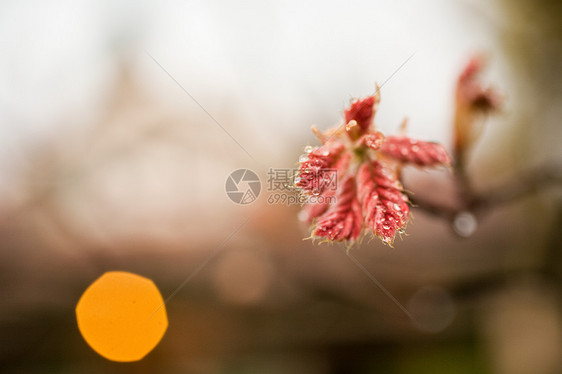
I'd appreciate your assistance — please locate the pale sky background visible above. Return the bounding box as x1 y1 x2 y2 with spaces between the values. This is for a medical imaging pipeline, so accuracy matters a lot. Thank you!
0 0 511 185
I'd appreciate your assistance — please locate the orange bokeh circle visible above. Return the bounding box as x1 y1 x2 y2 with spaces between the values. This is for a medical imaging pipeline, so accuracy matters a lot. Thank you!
76 271 168 362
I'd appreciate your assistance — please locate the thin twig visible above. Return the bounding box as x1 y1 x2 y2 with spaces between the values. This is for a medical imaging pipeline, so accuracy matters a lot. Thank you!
406 160 562 224
407 194 457 221
472 160 562 211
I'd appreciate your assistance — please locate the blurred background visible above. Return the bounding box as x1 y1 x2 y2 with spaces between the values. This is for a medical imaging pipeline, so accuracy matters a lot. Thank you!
0 0 561 373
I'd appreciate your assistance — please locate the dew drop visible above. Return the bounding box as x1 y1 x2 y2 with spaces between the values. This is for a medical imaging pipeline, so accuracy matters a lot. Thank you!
304 145 314 153
411 145 420 152
452 211 477 237
299 155 309 163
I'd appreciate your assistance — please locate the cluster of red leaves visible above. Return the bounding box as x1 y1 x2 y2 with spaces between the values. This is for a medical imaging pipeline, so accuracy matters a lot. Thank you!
296 90 451 245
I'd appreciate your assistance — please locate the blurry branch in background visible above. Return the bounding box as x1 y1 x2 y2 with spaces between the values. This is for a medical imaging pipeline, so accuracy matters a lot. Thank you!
409 159 562 223
402 55 562 301
405 56 562 235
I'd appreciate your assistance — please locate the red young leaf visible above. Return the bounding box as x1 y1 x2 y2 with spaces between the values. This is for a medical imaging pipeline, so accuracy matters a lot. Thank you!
299 151 351 223
344 95 379 135
300 188 336 224
379 136 451 167
314 176 363 242
356 161 410 244
296 142 345 196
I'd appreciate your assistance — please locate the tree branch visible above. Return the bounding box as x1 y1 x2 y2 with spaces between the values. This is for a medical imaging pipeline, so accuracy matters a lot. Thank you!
405 160 562 228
